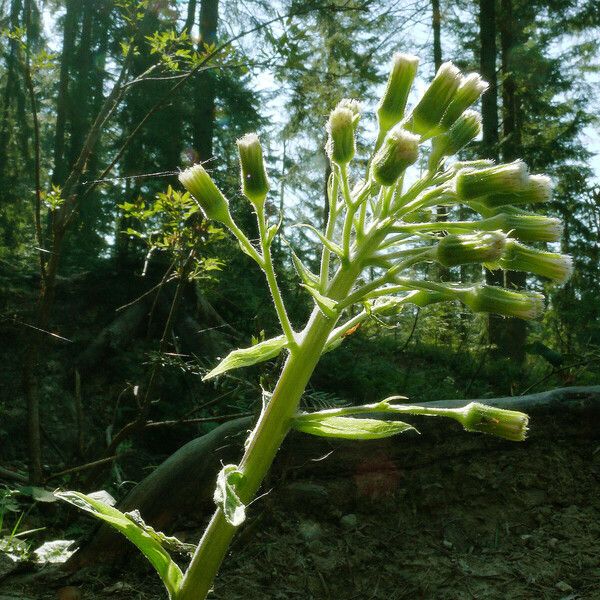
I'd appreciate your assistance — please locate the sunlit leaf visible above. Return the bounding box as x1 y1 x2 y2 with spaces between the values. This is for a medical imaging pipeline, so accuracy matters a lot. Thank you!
56 491 183 598
203 336 287 380
214 465 246 526
292 415 416 440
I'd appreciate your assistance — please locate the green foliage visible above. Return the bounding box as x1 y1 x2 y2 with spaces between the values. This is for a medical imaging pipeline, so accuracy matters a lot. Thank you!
204 335 287 380
214 465 246 527
56 491 184 599
293 414 416 440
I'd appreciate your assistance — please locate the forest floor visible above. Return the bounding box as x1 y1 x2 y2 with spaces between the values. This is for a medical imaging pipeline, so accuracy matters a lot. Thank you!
1 411 599 599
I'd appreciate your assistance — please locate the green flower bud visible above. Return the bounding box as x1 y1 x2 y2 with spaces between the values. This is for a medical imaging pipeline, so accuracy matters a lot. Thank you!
455 160 529 200
491 239 573 283
371 124 420 186
377 53 419 133
411 61 462 136
326 99 361 165
458 285 544 320
474 174 553 208
458 402 529 441
437 231 506 267
483 207 563 242
440 73 488 129
237 133 270 206
451 159 495 172
179 164 231 223
430 110 481 166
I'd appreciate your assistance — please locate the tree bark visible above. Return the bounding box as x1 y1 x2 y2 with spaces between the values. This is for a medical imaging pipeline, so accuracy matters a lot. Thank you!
192 0 219 162
52 0 79 186
479 0 508 355
498 0 527 363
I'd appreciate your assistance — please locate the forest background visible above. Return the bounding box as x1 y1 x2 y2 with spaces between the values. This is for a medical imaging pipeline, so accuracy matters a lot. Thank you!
0 0 599 538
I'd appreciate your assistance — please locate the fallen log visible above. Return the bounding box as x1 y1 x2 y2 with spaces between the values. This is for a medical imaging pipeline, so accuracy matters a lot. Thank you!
63 385 600 570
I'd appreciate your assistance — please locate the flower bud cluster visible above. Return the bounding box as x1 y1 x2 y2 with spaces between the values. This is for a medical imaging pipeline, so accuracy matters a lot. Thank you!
178 164 231 223
410 63 487 137
326 99 361 165
483 208 563 242
457 285 545 320
411 62 462 135
377 53 419 134
430 110 482 167
436 231 506 267
488 239 573 284
440 73 488 129
237 133 270 207
456 160 530 200
458 402 529 441
371 124 420 186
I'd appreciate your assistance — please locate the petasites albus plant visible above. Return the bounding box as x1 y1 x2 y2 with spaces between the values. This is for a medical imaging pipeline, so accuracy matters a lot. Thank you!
58 53 571 599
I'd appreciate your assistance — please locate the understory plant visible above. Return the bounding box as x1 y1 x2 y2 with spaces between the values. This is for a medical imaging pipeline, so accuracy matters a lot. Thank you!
58 53 572 598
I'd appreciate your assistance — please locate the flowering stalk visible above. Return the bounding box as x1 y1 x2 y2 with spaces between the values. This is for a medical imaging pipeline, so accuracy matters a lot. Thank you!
59 52 572 600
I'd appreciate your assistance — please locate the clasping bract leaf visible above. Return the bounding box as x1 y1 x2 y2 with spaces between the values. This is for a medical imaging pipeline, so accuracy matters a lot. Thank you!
300 284 338 318
55 491 183 599
203 336 287 380
292 414 417 440
214 465 246 527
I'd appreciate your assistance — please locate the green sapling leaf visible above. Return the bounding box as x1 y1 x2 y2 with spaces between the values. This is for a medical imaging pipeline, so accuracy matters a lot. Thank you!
125 510 195 556
55 491 183 599
214 465 246 526
292 415 416 440
204 336 287 380
292 223 344 258
290 248 320 287
300 284 338 318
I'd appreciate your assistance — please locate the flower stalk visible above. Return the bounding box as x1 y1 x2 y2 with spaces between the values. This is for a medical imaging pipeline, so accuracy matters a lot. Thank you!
61 51 571 600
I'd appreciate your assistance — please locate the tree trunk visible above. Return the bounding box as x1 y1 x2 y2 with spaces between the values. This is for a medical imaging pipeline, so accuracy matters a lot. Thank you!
0 0 22 180
52 0 79 186
479 0 508 355
192 0 219 162
498 0 527 363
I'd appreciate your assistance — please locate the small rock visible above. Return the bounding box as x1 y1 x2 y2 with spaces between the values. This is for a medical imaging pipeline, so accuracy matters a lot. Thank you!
56 587 81 600
340 514 358 529
555 581 573 592
102 582 133 594
548 537 559 548
284 482 328 504
299 520 322 541
0 553 17 580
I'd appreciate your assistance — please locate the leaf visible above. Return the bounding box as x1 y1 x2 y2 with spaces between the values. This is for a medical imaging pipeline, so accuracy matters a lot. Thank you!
203 336 287 380
290 249 320 288
125 510 195 556
292 415 416 440
33 540 76 564
265 221 281 246
56 491 183 598
214 465 246 527
300 284 338 318
17 486 57 503
292 223 344 258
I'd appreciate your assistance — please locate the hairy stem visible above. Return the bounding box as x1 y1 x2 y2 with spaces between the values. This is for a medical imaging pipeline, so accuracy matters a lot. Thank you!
177 226 385 599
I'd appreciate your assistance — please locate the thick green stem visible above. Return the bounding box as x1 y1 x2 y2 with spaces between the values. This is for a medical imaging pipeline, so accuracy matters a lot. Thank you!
177 255 367 599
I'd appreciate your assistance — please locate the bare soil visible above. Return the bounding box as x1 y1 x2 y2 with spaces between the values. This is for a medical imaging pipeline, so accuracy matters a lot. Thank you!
2 410 600 599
